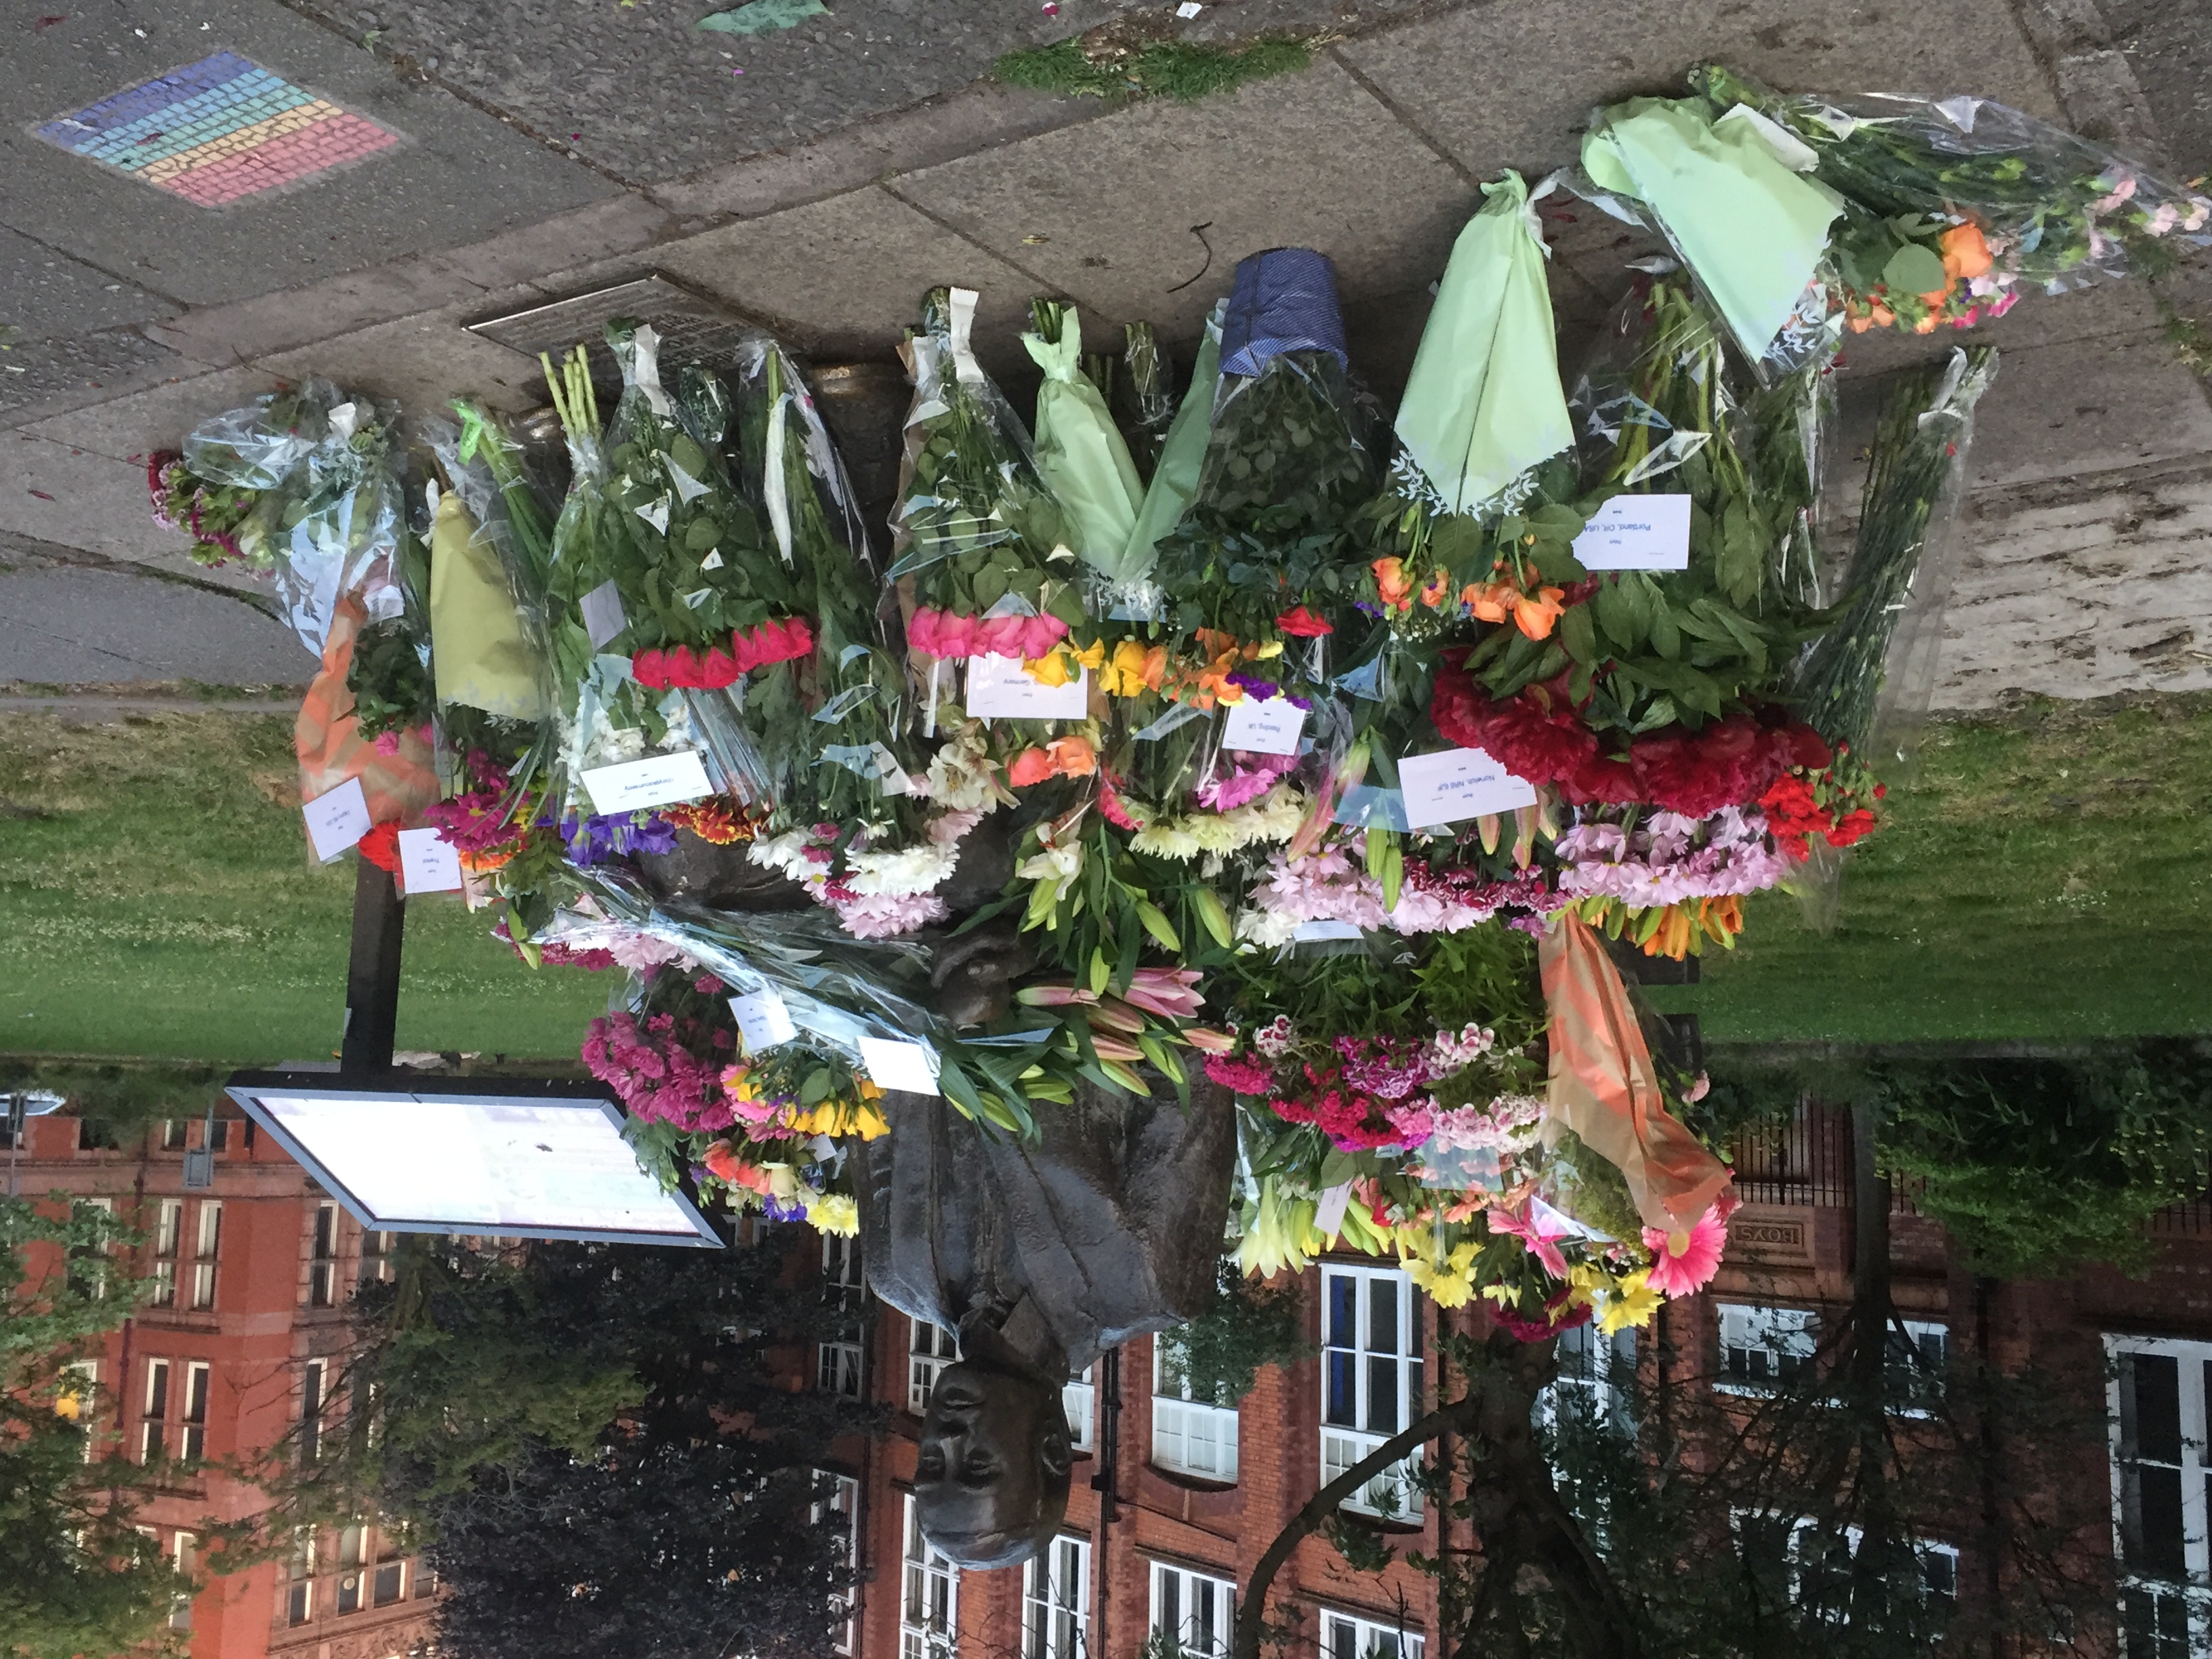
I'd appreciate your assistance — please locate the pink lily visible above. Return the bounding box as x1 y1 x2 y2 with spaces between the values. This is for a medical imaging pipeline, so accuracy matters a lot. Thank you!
1181 1027 1237 1054
1014 982 1097 1008
1120 966 1205 1019
1488 1201 1573 1279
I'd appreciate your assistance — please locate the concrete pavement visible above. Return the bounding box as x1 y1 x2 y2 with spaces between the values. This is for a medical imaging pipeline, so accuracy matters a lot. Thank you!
2 0 2209 701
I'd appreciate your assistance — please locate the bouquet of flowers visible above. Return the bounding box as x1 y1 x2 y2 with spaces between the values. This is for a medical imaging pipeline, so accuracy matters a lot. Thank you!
1689 62 2212 337
148 450 272 571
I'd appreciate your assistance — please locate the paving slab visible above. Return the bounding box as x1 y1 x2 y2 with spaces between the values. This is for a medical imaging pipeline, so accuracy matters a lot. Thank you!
889 58 1475 348
1337 0 2063 194
3 0 613 310
0 329 184 423
651 185 1044 375
22 367 287 469
251 288 562 415
0 226 165 340
0 552 308 685
0 432 184 567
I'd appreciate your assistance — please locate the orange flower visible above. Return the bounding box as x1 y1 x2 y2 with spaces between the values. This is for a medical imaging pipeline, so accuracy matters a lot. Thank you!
1372 556 1414 611
1912 312 1940 334
1513 586 1568 640
1008 736 1097 787
1464 581 1513 623
1418 570 1452 609
1940 222 1992 281
1869 301 1896 329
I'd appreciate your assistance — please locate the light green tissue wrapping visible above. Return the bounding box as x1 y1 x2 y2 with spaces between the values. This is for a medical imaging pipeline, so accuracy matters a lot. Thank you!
1395 171 1574 514
697 0 827 35
1118 305 1223 584
1024 306 1145 577
1582 98 1843 361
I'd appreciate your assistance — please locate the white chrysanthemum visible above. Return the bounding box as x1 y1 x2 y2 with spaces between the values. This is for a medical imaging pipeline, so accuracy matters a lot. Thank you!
845 840 959 897
747 830 815 880
1132 821 1204 861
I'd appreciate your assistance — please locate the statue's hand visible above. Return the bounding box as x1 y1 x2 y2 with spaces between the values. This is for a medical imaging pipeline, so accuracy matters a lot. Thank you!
929 921 1038 1027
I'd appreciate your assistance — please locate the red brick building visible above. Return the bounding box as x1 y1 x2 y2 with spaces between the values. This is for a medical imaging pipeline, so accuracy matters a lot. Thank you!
808 1100 2212 1659
12 1105 436 1659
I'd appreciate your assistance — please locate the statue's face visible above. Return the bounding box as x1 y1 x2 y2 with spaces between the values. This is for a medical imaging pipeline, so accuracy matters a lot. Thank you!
912 1361 1071 1569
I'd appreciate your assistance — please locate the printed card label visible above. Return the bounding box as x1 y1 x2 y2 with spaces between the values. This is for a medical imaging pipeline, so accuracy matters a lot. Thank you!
966 657 1088 720
1572 493 1692 571
579 749 712 815
580 580 629 650
1399 747 1538 829
858 1036 942 1096
302 777 372 863
1314 1181 1354 1235
1221 695 1306 756
729 991 798 1054
396 827 464 895
1293 920 1365 943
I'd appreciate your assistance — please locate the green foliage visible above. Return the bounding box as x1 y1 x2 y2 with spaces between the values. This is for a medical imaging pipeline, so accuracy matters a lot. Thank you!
1877 1043 2212 1276
991 36 1311 103
1 1197 183 1659
1163 1258 1311 1406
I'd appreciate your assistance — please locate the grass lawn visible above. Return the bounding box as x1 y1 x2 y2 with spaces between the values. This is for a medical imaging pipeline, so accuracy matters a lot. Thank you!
0 711 609 1065
3 694 2208 1067
1673 692 2212 1042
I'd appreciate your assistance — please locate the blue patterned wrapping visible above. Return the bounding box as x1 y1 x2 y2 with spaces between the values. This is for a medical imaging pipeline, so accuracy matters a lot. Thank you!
1219 247 1347 377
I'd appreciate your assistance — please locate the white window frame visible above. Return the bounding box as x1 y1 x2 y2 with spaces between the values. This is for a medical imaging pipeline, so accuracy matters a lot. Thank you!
1320 1264 1424 1521
371 1558 406 1607
309 1203 337 1308
189 1201 222 1310
1885 1317 1949 1419
901 1493 958 1659
1152 1337 1239 1481
1729 1511 1960 1620
1149 1561 1234 1659
819 1234 867 1399
60 1360 98 1460
300 1359 326 1464
1540 1321 1638 1431
180 1361 210 1461
2106 1334 2212 1657
141 1358 170 1462
1023 1534 1091 1659
909 1318 957 1415
1321 1607 1424 1659
169 1531 197 1630
813 1472 861 1655
1064 1364 1096 1454
150 1199 182 1310
1715 1303 1819 1396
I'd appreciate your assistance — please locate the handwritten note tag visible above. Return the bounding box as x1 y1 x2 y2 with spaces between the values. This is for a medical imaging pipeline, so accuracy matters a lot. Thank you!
1313 1181 1354 1235
857 1036 942 1096
1221 695 1306 756
579 750 712 815
580 579 629 649
396 827 464 895
966 657 1088 721
302 777 372 862
729 991 798 1054
1399 747 1538 829
1572 493 1692 571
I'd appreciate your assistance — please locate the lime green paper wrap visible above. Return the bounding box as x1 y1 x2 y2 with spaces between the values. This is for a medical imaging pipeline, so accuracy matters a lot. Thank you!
1395 171 1574 514
1118 304 1224 587
428 489 548 720
1024 306 1144 577
1583 98 1843 362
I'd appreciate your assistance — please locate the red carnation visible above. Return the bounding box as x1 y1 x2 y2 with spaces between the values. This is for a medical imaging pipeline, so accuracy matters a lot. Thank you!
1275 605 1334 638
357 821 401 873
632 648 669 689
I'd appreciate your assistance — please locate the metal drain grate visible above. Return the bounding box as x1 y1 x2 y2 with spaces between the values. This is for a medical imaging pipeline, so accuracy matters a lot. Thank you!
466 275 771 381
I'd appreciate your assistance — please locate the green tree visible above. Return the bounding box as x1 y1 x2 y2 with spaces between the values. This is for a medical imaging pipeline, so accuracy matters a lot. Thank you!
0 1195 184 1659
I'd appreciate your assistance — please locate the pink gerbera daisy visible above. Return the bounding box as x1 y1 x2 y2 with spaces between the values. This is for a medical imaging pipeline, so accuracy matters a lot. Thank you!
1641 1195 1739 1297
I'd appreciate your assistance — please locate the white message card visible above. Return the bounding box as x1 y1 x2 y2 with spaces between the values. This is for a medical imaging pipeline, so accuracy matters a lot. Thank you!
966 657 1089 720
1221 695 1307 756
1292 919 1364 943
302 777 372 863
857 1036 942 1097
396 827 464 895
1572 493 1692 571
1399 747 1538 830
729 991 798 1054
579 750 712 815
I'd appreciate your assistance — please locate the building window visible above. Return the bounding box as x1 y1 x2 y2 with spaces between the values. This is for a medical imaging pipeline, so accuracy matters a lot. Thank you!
287 1528 315 1625
901 1494 958 1659
300 1360 326 1465
358 1229 394 1290
335 1523 365 1614
1717 1304 1818 1394
141 1359 169 1462
1321 1265 1424 1520
169 1532 197 1631
69 1197 115 1301
1153 1337 1239 1481
1886 1318 1948 1415
909 1319 958 1415
206 1118 228 1152
189 1202 222 1311
180 1361 210 1461
1023 1535 1090 1659
150 1199 181 1309
1150 1562 1233 1659
1064 1364 1095 1454
1542 1322 1638 1431
373 1561 404 1606
58 1360 98 1459
309 1204 337 1308
1323 1608 1422 1659
1733 1513 1959 1620
162 1119 188 1151
813 1472 861 1656
2108 1336 2212 1656
819 1234 867 1399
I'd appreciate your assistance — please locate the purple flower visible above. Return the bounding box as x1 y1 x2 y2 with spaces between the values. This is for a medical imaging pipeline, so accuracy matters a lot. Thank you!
762 1195 809 1223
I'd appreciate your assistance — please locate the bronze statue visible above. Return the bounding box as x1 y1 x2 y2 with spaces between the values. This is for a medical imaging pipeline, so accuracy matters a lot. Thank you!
857 1080 1235 1568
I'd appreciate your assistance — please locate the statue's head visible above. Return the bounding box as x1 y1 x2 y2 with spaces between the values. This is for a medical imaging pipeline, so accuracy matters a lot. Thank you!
912 1358 1071 1569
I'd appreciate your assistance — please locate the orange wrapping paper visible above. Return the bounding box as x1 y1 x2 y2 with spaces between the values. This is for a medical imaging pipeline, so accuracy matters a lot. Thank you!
295 594 438 838
1538 912 1734 1236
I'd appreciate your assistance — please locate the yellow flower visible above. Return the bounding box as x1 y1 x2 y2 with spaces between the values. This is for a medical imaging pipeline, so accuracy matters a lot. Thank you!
806 1192 860 1236
1025 650 1073 688
852 1101 889 1141
1405 1242 1478 1308
857 1078 885 1102
1481 1281 1522 1310
1595 1270 1661 1336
